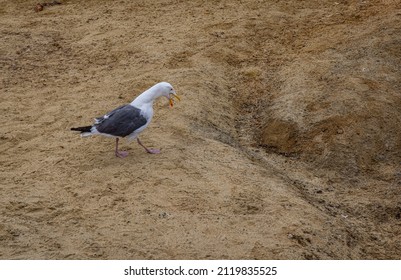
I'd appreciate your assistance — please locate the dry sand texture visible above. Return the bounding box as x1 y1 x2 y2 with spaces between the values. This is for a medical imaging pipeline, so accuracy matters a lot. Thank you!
1 0 400 259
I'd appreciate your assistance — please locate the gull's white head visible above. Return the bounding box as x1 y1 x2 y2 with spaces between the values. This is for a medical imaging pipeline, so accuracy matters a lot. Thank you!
155 82 180 108
132 82 181 108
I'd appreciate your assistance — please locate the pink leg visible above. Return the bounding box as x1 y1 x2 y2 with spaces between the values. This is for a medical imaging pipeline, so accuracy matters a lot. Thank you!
115 138 128 158
137 138 160 154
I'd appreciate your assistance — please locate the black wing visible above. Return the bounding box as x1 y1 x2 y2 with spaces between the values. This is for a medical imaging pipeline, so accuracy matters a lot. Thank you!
95 104 147 137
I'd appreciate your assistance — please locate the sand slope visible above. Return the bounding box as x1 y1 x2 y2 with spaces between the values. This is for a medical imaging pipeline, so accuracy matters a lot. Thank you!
1 0 400 259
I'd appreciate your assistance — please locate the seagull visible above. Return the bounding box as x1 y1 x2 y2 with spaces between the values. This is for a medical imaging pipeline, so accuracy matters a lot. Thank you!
71 82 180 158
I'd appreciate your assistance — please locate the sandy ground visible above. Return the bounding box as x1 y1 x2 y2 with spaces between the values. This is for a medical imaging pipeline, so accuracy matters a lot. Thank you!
1 0 400 259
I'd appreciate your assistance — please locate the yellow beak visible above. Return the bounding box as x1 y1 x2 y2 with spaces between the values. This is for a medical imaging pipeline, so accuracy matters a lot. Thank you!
169 93 181 108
